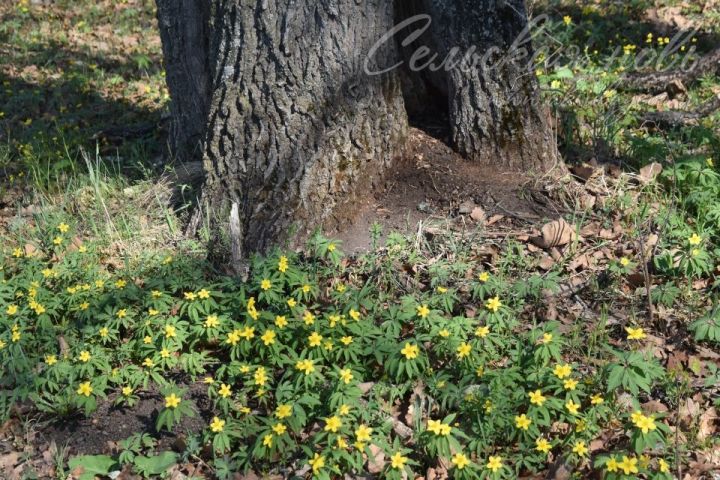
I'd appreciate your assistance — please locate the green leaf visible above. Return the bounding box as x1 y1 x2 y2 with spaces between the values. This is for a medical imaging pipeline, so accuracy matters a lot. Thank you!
68 455 117 480
555 67 574 79
133 451 179 476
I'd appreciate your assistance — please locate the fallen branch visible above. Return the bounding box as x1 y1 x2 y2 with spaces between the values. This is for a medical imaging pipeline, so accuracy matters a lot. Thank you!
639 96 720 130
621 48 720 94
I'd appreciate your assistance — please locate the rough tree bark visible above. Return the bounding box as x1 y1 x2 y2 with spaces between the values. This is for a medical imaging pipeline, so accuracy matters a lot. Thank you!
156 0 212 163
396 0 558 170
156 0 559 265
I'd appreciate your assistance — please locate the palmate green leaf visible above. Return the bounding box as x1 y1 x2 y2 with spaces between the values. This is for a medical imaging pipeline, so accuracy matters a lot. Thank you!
607 362 634 394
68 454 117 480
689 308 720 343
133 451 178 476
554 67 574 79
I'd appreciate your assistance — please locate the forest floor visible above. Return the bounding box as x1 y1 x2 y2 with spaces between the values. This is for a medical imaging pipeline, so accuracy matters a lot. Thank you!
1 0 720 480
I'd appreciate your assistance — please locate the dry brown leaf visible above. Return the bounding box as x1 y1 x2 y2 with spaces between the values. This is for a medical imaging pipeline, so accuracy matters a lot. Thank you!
695 444 720 471
367 444 386 474
568 253 591 272
580 221 601 237
639 162 663 183
232 470 259 480
546 456 573 480
539 256 555 271
470 207 486 223
531 218 577 249
666 350 688 371
627 272 646 288
599 228 617 240
0 452 21 480
571 164 597 182
644 6 698 31
698 407 718 442
578 194 596 210
527 243 541 253
458 201 475 214
679 397 701 429
642 400 669 414
486 214 504 226
24 243 38 257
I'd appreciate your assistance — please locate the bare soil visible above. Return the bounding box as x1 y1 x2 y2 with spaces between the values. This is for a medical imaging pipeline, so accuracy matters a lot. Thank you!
331 128 559 252
35 380 212 458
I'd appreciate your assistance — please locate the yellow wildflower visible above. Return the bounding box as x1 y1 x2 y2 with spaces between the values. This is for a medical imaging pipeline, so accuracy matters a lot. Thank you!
515 414 532 430
218 383 232 398
529 390 546 406
688 233 702 246
210 417 225 433
457 342 472 359
485 296 502 312
261 329 276 346
618 456 638 475
536 437 552 453
308 453 325 473
475 325 490 338
390 452 408 470
308 332 323 347
324 416 342 433
565 400 580 415
165 393 181 408
572 441 588 456
553 363 572 379
486 456 503 473
355 424 372 443
452 452 470 470
401 343 419 360
275 404 292 419
625 326 646 340
77 382 93 397
339 368 353 384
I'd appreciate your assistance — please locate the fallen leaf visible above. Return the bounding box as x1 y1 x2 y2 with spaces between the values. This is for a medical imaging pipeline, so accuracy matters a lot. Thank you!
0 452 21 480
599 228 617 240
531 218 577 249
679 397 701 429
367 444 386 474
470 207 486 223
666 350 688 371
571 164 597 182
638 162 663 183
546 456 572 480
642 400 669 414
486 214 504 226
458 201 475 214
567 253 591 272
24 243 38 257
698 407 718 442
580 222 601 237
539 256 555 271
578 193 596 210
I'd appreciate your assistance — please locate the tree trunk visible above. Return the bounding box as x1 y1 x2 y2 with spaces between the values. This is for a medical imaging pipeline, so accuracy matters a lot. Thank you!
156 0 212 163
156 0 560 265
397 0 558 171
